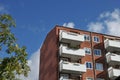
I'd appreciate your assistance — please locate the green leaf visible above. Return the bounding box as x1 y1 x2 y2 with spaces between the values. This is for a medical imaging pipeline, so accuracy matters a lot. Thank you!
0 14 30 80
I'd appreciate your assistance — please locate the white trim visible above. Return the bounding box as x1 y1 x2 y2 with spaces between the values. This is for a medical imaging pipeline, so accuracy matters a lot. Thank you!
84 34 90 41
85 61 93 69
86 77 94 80
84 47 91 55
94 49 101 56
93 36 100 43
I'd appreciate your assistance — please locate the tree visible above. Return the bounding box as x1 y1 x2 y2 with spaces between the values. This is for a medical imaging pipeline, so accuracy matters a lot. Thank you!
0 14 30 80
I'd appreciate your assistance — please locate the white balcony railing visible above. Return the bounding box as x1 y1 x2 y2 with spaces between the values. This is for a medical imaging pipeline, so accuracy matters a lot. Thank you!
104 39 120 52
59 60 86 74
59 45 85 60
106 52 120 65
59 30 84 46
108 67 120 79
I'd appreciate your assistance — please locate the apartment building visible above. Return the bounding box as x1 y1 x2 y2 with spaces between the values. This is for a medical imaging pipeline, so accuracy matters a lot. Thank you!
39 25 120 80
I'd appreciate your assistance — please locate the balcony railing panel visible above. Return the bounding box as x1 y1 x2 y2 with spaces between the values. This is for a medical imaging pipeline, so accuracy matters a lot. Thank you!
104 39 120 52
59 30 84 46
106 52 120 65
59 60 86 74
59 45 85 60
108 67 120 79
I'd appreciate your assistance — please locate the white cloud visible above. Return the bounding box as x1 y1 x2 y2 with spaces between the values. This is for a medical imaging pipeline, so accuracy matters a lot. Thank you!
0 4 8 13
87 9 120 36
63 22 75 28
18 48 40 80
27 49 40 80
88 22 104 33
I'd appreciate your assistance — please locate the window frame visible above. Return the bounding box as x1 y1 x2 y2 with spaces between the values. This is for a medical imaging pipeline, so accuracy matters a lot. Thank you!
93 36 100 43
84 47 91 55
84 34 90 41
86 62 93 69
86 77 94 80
96 78 104 80
96 63 103 71
60 74 69 79
94 49 101 56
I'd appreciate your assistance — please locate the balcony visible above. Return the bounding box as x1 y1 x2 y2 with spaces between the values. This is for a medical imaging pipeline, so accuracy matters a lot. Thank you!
108 67 120 79
59 30 84 46
106 52 120 65
59 45 85 60
104 39 120 52
59 60 86 74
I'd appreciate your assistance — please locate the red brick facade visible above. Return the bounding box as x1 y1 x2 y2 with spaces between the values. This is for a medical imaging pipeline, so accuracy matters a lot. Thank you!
39 25 120 80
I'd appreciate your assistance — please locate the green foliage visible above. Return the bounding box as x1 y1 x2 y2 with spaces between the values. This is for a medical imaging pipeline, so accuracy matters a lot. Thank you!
0 14 30 80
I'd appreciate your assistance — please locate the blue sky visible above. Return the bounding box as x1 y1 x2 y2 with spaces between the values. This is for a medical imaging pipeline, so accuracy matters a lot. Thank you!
0 0 120 80
0 0 120 56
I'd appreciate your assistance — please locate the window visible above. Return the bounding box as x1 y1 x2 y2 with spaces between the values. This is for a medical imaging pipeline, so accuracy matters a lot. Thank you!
96 63 103 71
84 34 90 41
94 49 101 56
61 58 69 61
60 74 69 79
86 62 92 69
84 47 91 55
86 77 94 80
97 78 104 80
93 36 100 42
